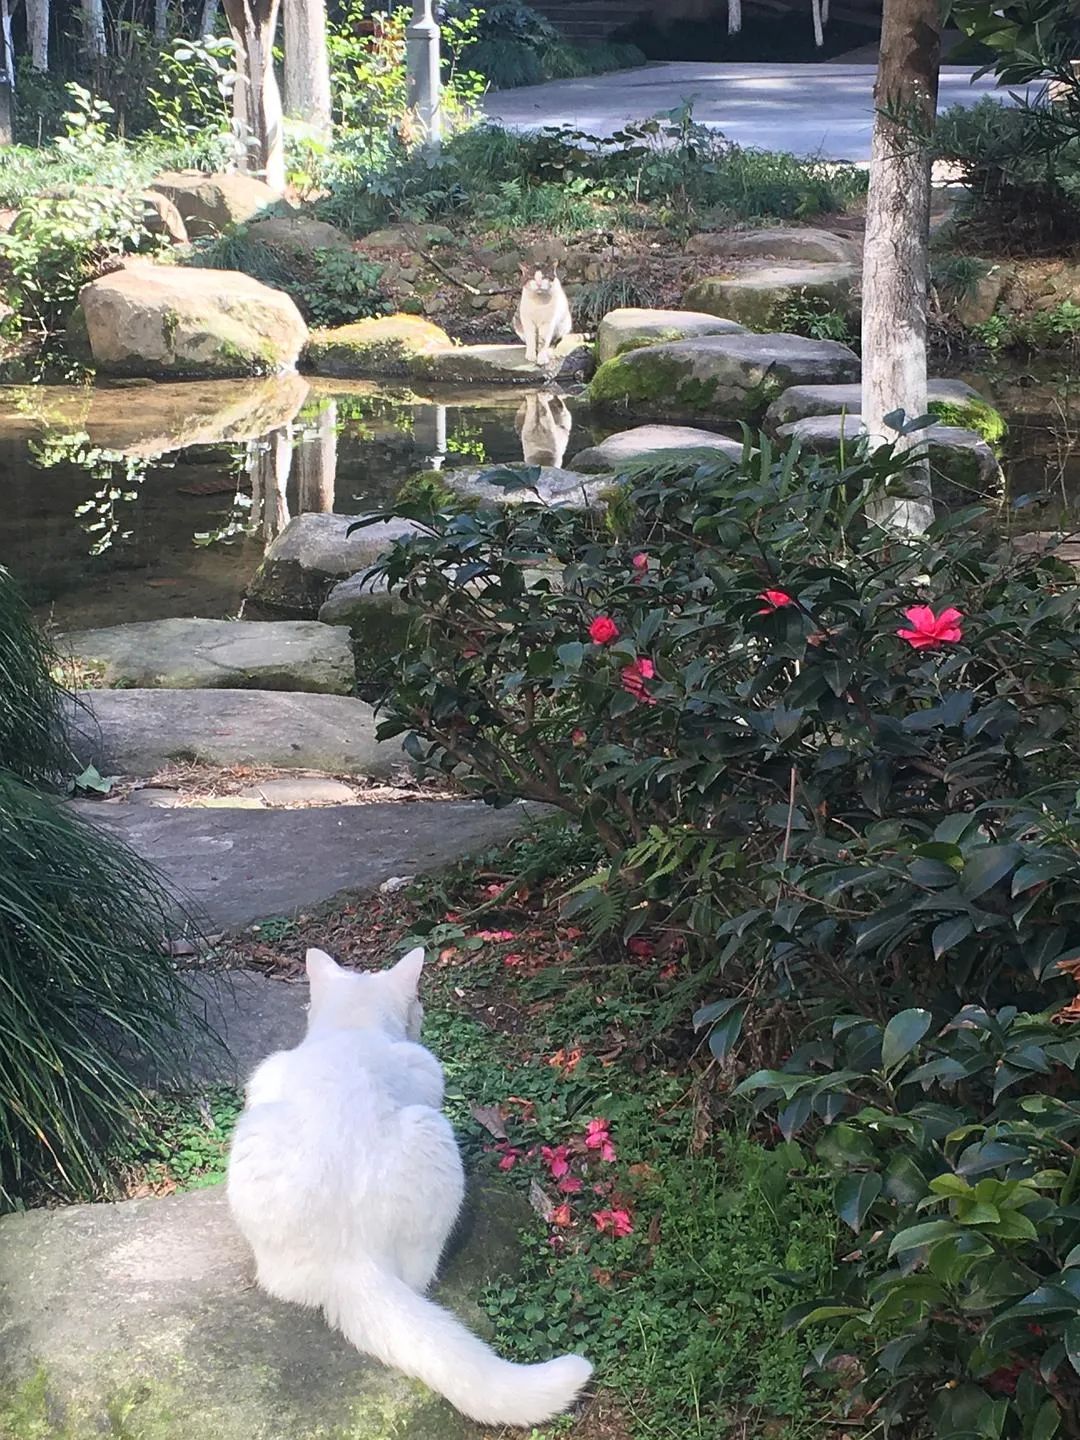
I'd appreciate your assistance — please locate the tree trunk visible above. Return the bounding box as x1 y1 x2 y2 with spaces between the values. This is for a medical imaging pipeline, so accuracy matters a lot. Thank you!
26 0 48 70
198 0 219 37
282 0 331 139
296 401 337 513
83 0 107 61
153 0 168 40
727 0 741 35
812 0 824 48
248 427 293 540
860 0 941 534
222 0 285 192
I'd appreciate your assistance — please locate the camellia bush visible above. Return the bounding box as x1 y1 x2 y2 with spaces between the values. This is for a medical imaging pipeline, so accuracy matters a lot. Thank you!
360 442 1080 1437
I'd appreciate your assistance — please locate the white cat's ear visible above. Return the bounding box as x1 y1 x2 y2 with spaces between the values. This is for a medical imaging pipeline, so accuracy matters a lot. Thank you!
305 947 340 984
389 946 425 995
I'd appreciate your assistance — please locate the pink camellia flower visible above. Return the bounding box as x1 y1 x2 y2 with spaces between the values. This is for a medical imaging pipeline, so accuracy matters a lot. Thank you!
632 553 649 570
558 1175 583 1194
550 1203 574 1228
897 605 964 650
588 615 619 645
584 1119 617 1161
541 1144 571 1180
593 1208 634 1237
620 657 657 705
473 929 516 942
757 589 794 615
571 728 587 748
497 1143 521 1171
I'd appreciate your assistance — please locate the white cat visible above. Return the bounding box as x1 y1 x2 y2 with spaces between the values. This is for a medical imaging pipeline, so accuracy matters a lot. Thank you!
513 264 573 367
226 946 592 1429
517 390 573 468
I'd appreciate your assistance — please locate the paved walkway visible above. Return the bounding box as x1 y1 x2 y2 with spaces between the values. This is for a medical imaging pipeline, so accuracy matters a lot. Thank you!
481 61 1036 161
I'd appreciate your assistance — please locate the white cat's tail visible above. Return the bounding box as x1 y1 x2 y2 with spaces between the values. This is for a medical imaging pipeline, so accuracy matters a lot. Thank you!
323 1259 592 1428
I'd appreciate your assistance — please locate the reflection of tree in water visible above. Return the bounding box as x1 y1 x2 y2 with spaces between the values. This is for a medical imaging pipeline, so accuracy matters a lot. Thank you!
29 430 158 559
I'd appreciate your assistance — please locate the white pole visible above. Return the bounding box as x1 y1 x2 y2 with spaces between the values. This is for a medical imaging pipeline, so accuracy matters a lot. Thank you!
406 0 442 149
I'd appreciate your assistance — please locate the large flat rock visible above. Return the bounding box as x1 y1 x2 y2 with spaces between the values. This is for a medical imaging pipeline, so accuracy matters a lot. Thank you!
683 263 859 330
595 307 744 363
441 463 611 508
588 331 860 424
688 227 860 264
60 618 355 694
571 423 744 473
74 798 536 928
764 377 984 430
0 1177 526 1440
248 512 422 616
64 688 397 776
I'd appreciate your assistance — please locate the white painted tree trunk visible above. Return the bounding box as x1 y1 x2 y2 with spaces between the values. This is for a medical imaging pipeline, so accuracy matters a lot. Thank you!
83 0 107 61
283 0 331 139
223 0 285 192
153 0 168 40
860 0 941 534
727 0 741 35
26 0 48 70
296 401 337 513
811 0 824 48
199 0 220 35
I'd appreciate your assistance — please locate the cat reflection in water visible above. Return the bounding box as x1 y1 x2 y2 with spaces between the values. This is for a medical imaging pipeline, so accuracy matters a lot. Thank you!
517 391 572 468
513 263 572 367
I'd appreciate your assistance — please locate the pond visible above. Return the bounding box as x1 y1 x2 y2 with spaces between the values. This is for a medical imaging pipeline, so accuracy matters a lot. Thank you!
3 362 1078 633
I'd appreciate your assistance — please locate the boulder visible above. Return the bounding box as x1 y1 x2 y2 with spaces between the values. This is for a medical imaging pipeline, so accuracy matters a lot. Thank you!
776 414 1003 500
245 214 354 260
149 170 284 237
596 308 744 363
357 222 457 252
77 264 308 379
248 512 422 616
303 315 587 384
59 618 354 694
440 463 611 508
571 424 745 473
588 332 861 424
0 1178 527 1440
688 227 860 264
684 264 859 330
64 688 397 777
764 378 985 431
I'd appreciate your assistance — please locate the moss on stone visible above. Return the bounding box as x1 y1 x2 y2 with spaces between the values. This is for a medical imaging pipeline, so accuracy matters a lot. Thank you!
303 315 453 380
928 396 1007 450
588 351 717 414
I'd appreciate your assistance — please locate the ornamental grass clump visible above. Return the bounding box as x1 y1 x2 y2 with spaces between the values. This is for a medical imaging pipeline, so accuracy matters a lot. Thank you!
0 566 198 1207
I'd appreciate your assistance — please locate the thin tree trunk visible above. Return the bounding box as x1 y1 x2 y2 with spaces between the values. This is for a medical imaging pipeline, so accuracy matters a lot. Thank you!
860 0 941 534
282 0 331 138
83 0 107 61
727 0 741 35
153 0 168 39
0 0 11 147
222 0 285 192
26 0 49 70
812 0 824 48
296 401 337 513
199 0 219 36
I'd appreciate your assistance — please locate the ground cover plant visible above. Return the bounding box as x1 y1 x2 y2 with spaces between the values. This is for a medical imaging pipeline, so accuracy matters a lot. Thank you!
0 566 200 1208
351 439 1080 1438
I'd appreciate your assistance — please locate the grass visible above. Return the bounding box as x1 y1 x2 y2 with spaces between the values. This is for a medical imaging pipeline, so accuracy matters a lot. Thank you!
0 565 68 783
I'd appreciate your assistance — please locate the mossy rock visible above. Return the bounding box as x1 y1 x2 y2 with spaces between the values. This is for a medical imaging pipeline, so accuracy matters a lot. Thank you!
303 314 455 380
588 332 860 425
595 307 744 363
927 395 1007 450
683 264 859 331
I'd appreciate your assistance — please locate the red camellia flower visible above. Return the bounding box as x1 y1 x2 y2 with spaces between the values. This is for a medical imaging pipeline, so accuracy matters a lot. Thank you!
632 553 649 571
593 1207 634 1237
897 605 964 650
757 589 794 614
620 657 657 705
588 615 619 645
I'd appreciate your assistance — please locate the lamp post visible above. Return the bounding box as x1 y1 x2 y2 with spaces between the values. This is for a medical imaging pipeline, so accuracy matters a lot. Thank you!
406 0 442 149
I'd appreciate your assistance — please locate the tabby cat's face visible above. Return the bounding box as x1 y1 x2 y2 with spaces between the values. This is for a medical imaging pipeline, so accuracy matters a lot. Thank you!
521 264 559 295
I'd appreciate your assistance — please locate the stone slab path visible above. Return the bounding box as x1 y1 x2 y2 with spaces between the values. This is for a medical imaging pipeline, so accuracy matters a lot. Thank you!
0 1178 524 1440
75 798 537 929
481 61 1035 161
65 688 397 777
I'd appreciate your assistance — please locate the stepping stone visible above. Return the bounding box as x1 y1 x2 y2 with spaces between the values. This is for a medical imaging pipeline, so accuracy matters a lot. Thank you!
59 618 354 694
74 798 538 929
588 332 860 425
238 776 357 805
688 227 860 264
441 464 611 508
763 379 987 432
684 263 859 330
64 688 398 777
776 415 1003 500
571 424 745 473
0 1176 525 1440
596 307 744 363
248 512 422 616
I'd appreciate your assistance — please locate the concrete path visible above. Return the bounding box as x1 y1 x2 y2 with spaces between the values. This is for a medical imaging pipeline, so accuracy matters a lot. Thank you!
75 798 538 929
481 61 1036 161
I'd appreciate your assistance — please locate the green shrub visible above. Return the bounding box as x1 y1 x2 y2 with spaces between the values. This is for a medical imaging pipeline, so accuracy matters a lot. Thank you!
0 567 200 1206
189 229 387 325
